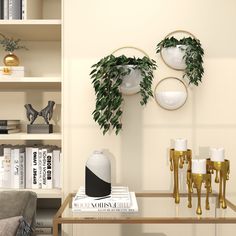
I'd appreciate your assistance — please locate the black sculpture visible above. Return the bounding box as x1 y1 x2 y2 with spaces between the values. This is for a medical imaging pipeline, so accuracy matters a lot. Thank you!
25 101 55 124
24 104 39 125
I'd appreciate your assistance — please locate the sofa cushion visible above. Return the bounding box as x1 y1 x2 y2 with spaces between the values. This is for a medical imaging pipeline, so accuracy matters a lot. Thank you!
0 216 22 236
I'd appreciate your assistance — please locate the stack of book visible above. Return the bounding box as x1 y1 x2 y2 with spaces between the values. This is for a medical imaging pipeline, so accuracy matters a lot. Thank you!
35 208 58 236
0 0 24 20
0 144 62 189
0 120 20 134
72 186 138 213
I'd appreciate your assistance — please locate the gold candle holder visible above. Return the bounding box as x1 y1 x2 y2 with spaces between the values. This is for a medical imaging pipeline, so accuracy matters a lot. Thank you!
207 159 230 209
170 149 192 203
187 172 212 215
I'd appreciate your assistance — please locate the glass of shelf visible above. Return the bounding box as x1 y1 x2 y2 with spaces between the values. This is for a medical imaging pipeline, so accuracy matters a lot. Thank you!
53 192 236 236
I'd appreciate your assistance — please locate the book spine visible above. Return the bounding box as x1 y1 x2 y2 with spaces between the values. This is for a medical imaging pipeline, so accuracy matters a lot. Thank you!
12 148 20 188
9 0 21 19
0 156 4 187
19 151 25 188
3 147 11 188
38 149 42 189
0 125 17 129
35 227 52 234
32 147 39 189
46 151 53 189
72 207 136 213
3 0 8 19
25 147 32 188
0 0 3 19
42 149 47 189
52 150 61 189
21 0 24 19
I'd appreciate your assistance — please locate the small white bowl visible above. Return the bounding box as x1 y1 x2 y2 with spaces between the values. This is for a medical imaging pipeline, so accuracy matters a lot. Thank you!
155 91 187 110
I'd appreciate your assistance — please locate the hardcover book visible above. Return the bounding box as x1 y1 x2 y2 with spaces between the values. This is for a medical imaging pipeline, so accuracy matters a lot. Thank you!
0 120 20 126
0 128 20 134
73 186 131 209
72 192 138 213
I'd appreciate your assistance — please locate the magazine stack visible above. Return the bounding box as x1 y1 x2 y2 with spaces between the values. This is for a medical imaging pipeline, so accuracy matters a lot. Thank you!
72 186 138 213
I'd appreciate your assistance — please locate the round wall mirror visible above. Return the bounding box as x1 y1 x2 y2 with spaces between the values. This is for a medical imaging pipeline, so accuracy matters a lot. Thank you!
154 77 188 110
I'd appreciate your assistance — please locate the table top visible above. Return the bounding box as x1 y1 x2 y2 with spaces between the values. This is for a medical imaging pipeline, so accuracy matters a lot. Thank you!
53 192 236 224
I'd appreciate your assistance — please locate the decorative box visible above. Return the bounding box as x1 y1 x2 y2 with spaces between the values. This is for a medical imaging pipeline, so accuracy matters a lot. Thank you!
0 66 24 78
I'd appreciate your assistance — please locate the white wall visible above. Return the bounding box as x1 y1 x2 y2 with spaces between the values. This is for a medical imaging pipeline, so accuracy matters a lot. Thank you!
63 0 236 235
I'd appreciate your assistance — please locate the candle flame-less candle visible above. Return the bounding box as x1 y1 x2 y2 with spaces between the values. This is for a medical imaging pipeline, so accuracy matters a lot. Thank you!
192 159 206 174
210 148 224 162
174 138 187 151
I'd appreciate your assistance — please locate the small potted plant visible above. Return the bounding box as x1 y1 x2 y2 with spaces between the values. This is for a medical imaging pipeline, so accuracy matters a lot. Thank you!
90 54 157 135
0 33 28 66
156 36 204 86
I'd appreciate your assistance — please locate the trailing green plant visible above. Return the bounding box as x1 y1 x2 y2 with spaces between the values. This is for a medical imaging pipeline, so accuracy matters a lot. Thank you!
156 36 204 86
90 54 157 135
0 33 28 52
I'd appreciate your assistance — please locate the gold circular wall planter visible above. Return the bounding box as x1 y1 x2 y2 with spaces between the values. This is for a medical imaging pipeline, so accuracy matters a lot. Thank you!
154 77 188 110
160 30 196 71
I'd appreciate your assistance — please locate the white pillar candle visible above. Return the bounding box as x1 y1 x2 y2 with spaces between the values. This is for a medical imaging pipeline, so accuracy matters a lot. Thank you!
210 148 224 162
174 138 187 151
192 159 206 174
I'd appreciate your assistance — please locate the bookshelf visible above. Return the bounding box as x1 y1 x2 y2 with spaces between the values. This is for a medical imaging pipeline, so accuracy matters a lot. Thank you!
0 0 63 202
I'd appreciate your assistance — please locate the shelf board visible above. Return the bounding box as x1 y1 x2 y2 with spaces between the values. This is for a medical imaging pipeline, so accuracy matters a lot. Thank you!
0 77 61 83
0 188 62 198
0 77 61 90
0 132 61 140
0 20 61 40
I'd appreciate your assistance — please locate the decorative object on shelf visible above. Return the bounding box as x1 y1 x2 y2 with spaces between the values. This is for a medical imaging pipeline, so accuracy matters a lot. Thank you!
0 33 28 66
156 30 204 86
207 148 230 209
85 150 111 197
90 47 157 135
24 101 55 134
169 141 231 215
187 168 212 215
169 138 192 203
0 66 24 77
154 77 188 110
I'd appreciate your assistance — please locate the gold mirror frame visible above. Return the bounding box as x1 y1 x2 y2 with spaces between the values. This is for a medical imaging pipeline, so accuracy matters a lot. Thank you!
154 77 188 111
160 30 196 71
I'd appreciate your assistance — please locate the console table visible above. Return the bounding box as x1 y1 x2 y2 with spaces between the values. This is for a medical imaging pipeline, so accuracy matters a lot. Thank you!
53 192 236 236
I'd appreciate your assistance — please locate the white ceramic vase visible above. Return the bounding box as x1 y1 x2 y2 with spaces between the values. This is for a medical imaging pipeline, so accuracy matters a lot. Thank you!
85 150 111 197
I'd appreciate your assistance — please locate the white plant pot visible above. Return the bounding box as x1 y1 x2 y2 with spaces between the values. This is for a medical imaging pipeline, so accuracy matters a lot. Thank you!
120 65 142 95
161 45 187 70
155 91 187 110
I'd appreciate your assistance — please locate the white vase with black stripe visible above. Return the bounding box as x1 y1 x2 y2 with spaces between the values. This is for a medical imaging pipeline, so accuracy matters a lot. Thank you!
85 150 111 197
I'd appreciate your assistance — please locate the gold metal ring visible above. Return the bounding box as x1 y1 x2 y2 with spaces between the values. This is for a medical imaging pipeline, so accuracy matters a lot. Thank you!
111 46 150 58
160 30 197 71
154 77 188 111
111 46 150 96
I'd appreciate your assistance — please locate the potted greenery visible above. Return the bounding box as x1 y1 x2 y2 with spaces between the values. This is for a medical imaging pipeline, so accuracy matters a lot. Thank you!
156 36 204 86
0 33 28 66
90 54 157 135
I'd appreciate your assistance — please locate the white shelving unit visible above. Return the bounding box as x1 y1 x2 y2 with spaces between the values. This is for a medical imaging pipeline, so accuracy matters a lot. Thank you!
0 1 62 200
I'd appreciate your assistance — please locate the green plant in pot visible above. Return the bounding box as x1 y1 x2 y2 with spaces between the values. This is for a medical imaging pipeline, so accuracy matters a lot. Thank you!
0 33 28 66
90 54 157 135
156 36 204 86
